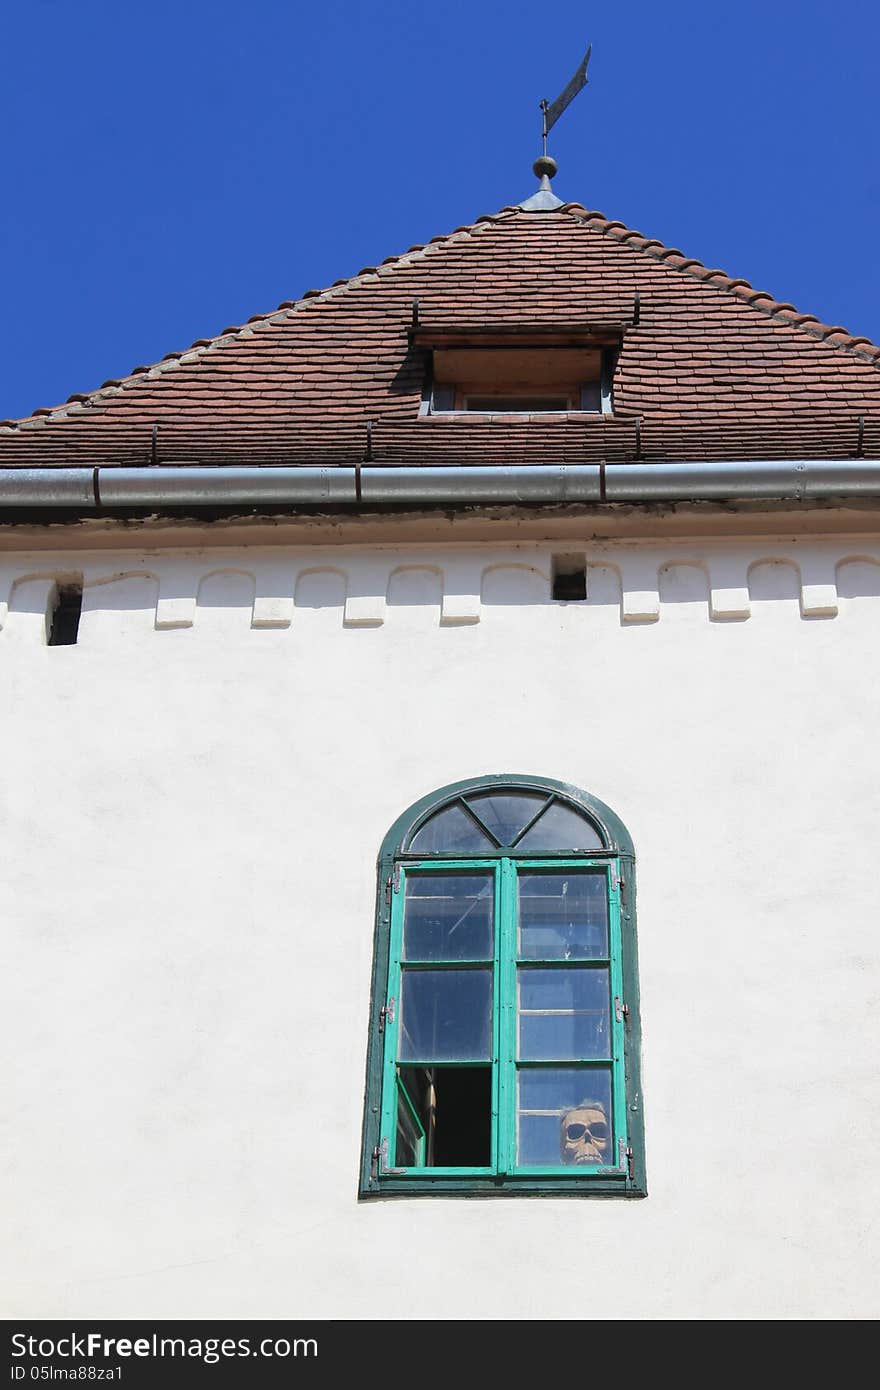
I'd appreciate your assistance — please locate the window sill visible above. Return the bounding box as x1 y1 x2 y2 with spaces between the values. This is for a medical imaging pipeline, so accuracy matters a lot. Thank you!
417 411 612 423
361 1173 645 1199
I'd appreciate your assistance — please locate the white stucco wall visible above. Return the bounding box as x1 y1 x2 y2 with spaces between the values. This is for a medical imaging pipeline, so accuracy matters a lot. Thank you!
2 520 879 1320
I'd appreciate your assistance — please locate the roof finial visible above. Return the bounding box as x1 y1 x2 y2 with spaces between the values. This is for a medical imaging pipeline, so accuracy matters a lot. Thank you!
520 44 592 211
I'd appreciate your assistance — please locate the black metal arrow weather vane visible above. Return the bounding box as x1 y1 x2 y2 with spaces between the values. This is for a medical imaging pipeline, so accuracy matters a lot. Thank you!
521 44 592 210
541 44 592 158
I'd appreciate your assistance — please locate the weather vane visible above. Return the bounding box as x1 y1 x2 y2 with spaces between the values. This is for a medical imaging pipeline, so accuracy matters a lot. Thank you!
540 43 592 159
522 45 592 210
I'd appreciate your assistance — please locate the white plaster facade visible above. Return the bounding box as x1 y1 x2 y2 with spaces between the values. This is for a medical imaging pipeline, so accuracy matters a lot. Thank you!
3 506 879 1320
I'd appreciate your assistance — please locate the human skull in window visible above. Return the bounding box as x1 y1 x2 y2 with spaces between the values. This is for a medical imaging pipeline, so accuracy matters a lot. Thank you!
560 1100 610 1165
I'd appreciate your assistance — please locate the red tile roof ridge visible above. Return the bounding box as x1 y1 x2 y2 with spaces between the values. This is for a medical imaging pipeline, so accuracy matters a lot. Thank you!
557 201 880 367
3 208 520 430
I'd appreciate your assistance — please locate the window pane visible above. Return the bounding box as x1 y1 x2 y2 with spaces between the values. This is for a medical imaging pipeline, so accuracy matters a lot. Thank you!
409 803 494 854
518 872 609 959
515 801 604 852
403 873 494 961
517 1067 613 1166
465 791 547 846
463 396 570 412
395 1079 425 1167
398 969 492 1060
518 968 611 1059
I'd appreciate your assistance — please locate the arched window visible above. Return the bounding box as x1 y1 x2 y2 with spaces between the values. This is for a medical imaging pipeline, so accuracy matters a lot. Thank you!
359 776 646 1197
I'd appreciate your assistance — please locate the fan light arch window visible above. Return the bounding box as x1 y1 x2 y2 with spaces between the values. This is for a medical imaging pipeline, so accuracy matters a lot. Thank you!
359 777 645 1197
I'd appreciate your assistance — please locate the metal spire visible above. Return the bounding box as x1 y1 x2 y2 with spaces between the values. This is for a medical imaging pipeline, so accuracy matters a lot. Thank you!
520 44 592 211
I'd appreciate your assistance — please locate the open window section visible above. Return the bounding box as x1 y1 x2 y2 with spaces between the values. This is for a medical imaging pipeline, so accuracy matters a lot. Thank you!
362 779 645 1197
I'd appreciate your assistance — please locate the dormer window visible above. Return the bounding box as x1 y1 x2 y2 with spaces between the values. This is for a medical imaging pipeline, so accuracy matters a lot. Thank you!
411 323 622 417
430 348 603 414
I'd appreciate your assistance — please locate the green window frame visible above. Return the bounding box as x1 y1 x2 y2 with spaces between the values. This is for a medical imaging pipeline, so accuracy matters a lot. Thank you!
359 775 646 1198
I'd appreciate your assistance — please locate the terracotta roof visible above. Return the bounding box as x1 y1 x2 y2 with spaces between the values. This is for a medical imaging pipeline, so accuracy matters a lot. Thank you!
2 203 879 467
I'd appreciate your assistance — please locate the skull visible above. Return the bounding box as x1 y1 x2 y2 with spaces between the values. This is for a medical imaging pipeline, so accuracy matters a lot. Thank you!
560 1101 611 1166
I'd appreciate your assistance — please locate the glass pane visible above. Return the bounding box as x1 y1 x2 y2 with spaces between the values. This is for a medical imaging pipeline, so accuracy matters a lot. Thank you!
395 1079 425 1166
515 800 604 852
518 968 610 1059
466 791 547 846
518 872 609 959
409 803 494 854
398 969 492 1060
403 874 493 961
517 1067 613 1166
464 396 571 412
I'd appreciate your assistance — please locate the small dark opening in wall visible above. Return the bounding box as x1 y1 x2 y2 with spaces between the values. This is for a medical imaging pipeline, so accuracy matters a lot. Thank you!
552 555 587 602
48 581 83 646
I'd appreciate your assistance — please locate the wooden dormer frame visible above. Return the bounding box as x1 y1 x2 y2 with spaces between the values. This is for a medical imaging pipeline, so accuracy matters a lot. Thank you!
415 336 620 418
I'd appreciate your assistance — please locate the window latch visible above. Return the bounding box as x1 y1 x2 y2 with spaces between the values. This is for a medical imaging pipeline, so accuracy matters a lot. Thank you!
378 996 396 1033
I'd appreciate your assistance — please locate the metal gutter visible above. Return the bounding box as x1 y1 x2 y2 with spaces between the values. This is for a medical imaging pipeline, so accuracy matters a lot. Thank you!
603 461 880 501
2 460 880 511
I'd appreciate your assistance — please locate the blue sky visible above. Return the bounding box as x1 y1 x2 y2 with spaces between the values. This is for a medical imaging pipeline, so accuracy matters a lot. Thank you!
2 0 878 421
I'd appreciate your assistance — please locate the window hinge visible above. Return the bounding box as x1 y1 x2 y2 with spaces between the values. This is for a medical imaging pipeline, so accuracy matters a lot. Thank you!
378 996 396 1033
618 1140 634 1180
384 864 401 904
614 995 630 1025
377 1136 407 1177
610 867 627 903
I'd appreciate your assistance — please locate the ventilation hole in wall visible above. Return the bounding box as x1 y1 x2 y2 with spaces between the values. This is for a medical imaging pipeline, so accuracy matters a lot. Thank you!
47 581 83 646
552 554 587 601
